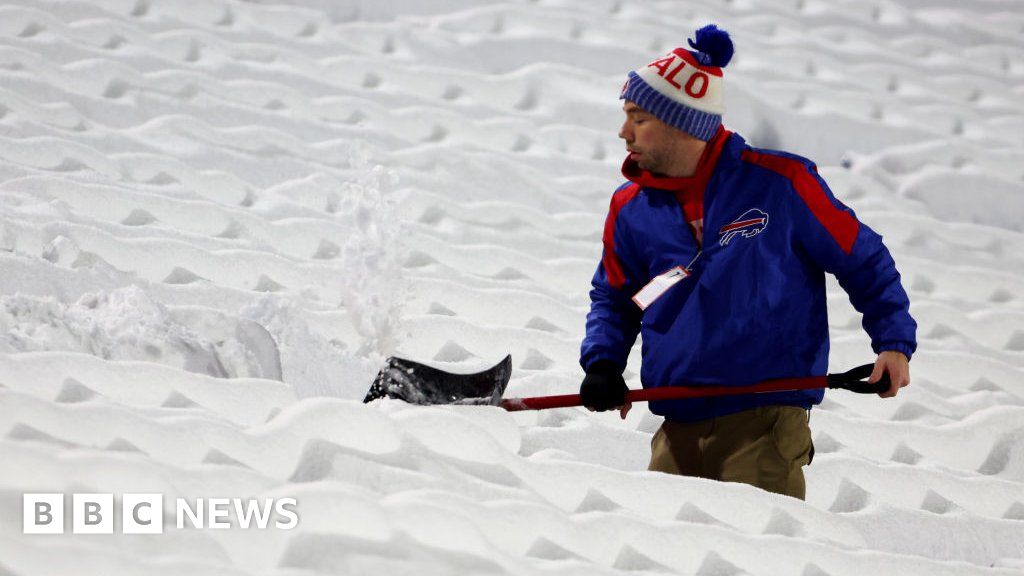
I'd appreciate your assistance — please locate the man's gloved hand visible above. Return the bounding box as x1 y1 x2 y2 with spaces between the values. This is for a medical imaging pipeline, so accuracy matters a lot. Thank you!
580 360 629 412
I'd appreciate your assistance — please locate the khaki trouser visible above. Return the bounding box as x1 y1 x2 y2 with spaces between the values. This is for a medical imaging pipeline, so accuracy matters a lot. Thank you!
648 406 814 500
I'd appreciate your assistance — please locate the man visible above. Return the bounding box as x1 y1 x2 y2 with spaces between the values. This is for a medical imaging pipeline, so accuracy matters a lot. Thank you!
579 25 917 500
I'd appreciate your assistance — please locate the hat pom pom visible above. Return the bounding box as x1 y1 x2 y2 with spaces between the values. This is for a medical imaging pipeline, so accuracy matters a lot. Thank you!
687 24 733 68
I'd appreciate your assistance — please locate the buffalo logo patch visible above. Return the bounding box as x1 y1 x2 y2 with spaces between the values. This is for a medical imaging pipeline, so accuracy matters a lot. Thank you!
719 208 769 247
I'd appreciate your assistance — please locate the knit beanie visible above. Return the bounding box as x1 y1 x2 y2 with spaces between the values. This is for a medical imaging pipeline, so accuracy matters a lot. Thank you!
619 25 734 141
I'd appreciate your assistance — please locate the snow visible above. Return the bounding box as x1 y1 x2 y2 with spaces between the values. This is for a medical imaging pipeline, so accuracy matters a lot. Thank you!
1 0 1023 574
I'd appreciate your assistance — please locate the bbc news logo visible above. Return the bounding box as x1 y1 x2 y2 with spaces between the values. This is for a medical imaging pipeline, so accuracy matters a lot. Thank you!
23 494 298 534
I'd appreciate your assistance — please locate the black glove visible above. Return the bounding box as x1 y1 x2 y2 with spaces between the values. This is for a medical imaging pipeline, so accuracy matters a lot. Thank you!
580 360 628 411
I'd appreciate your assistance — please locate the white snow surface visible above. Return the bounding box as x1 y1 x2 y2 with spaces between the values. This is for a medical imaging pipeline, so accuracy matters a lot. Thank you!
1 0 1023 574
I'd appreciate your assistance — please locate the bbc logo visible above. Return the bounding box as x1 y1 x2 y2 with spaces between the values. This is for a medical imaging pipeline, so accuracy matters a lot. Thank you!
24 493 299 533
24 493 163 534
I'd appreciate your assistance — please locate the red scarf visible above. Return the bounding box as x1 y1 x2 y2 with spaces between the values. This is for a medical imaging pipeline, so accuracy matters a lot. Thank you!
621 126 731 247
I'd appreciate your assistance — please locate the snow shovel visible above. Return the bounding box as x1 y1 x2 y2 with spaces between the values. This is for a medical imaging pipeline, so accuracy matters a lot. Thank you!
363 356 892 412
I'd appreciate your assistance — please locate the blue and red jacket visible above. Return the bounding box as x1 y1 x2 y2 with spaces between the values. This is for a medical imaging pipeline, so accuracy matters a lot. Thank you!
581 128 917 423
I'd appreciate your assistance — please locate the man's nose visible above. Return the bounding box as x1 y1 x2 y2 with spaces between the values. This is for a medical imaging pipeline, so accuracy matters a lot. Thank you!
618 121 631 141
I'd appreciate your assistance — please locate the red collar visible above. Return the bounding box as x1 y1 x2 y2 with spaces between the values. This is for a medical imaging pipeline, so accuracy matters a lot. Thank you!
621 126 731 199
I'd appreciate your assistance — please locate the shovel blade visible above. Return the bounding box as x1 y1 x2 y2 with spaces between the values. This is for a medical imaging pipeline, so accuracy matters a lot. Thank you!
363 355 512 406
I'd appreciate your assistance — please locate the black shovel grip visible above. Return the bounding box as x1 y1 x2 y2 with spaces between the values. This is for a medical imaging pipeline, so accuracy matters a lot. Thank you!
826 364 892 394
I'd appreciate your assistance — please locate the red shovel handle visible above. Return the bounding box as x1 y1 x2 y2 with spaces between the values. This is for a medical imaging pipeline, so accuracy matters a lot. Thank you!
499 375 826 412
497 365 888 412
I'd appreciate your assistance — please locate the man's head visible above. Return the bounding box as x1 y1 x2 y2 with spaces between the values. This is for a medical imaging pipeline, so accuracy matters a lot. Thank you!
619 101 707 176
619 24 733 142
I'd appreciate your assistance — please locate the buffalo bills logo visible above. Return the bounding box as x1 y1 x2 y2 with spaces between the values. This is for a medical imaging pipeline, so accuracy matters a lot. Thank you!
719 208 769 247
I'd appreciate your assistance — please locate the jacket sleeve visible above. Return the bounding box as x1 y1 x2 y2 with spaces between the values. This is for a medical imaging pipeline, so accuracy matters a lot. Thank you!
580 193 644 373
790 167 917 360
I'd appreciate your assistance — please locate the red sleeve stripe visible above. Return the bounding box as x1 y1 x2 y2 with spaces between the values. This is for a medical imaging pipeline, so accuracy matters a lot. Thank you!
602 183 642 289
740 151 859 254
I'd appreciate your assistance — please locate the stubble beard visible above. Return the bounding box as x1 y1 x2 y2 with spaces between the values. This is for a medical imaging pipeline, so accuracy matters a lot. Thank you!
637 148 668 175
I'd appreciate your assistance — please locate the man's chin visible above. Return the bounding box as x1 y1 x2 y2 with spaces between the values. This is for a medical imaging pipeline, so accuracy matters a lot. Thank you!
636 159 657 172
628 152 661 173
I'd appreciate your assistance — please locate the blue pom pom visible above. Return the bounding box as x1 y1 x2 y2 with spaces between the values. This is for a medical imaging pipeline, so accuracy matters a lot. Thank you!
687 24 734 68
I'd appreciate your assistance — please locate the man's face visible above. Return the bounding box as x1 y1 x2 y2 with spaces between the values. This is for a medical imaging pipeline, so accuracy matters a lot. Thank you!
618 102 703 175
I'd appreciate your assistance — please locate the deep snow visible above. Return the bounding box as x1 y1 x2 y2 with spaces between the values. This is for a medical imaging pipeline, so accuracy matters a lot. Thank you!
1 0 1023 574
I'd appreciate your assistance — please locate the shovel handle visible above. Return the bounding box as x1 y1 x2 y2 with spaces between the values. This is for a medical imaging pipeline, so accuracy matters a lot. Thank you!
499 364 891 412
